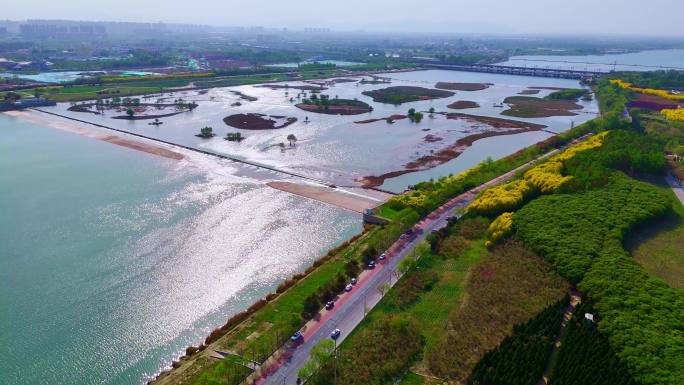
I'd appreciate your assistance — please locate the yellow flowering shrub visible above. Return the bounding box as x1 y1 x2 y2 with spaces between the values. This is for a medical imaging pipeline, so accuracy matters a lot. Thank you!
661 108 684 122
485 212 513 247
467 179 534 216
524 132 608 193
610 79 684 101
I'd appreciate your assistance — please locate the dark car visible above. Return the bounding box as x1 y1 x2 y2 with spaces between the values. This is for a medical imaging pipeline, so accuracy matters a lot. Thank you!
368 261 376 269
325 301 335 310
379 253 386 261
330 328 341 340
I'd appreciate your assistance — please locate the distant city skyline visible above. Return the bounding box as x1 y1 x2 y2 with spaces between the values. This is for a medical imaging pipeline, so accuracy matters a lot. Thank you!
3 0 684 37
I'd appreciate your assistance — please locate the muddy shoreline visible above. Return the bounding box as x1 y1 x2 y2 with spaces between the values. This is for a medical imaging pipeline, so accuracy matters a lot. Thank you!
442 112 547 129
5 110 184 160
447 100 480 110
358 128 542 187
223 113 297 130
355 114 407 124
296 102 371 115
435 82 492 91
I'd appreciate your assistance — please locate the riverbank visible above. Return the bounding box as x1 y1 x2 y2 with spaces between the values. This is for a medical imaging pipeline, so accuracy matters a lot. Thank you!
3 110 184 160
358 128 543 188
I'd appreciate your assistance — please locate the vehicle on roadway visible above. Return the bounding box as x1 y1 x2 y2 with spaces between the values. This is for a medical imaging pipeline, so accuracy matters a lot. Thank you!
379 253 386 261
330 328 341 340
290 331 303 343
399 234 408 240
325 301 335 310
367 261 376 269
351 278 357 285
345 284 353 292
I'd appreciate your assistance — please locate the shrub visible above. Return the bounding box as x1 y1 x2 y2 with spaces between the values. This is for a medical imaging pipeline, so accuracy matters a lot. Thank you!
467 179 535 216
453 217 491 240
523 132 608 193
312 315 424 385
485 212 513 247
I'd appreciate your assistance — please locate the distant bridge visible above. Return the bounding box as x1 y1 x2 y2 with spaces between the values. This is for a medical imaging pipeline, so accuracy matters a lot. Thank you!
422 63 607 80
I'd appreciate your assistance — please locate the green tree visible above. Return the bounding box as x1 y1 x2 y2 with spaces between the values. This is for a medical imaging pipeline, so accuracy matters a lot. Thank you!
126 108 135 117
298 339 335 381
287 134 298 146
199 126 214 137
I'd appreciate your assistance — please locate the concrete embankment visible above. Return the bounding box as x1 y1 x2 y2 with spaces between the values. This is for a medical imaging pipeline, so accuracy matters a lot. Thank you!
267 181 392 213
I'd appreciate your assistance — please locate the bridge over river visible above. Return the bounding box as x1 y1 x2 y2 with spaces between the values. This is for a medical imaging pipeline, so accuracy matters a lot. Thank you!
422 63 607 80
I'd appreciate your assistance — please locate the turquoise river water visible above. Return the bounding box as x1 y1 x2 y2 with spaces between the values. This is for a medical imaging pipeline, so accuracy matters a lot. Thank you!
0 114 361 384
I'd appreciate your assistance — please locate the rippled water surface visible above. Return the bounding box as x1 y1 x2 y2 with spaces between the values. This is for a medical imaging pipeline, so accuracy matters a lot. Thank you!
0 114 361 384
1 69 601 384
43 70 598 191
496 49 684 72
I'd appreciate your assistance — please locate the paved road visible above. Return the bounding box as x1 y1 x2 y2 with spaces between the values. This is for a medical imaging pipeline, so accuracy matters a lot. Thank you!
257 135 591 385
666 173 684 206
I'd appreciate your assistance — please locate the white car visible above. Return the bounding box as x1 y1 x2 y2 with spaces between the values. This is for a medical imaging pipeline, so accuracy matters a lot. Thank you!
345 284 353 292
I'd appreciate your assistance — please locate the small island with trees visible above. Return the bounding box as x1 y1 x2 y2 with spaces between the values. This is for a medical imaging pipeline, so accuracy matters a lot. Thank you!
362 86 454 105
196 126 215 138
225 132 245 142
296 94 372 115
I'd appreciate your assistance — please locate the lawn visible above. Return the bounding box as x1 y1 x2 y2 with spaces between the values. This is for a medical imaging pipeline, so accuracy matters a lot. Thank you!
628 186 684 290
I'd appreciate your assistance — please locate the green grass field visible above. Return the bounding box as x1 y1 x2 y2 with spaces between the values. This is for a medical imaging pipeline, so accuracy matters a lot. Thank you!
629 186 684 290
330 236 487 384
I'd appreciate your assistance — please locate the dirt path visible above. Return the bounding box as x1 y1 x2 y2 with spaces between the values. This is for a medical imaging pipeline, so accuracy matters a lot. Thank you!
538 290 582 385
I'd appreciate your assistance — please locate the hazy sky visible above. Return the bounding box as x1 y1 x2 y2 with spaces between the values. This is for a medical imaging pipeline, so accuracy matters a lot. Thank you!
5 0 684 36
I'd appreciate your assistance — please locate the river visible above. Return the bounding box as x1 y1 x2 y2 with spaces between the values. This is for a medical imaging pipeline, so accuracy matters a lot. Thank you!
495 48 684 72
1 67 598 385
0 114 361 385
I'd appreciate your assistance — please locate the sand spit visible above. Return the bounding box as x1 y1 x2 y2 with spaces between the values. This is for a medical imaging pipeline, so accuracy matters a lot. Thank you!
4 110 184 160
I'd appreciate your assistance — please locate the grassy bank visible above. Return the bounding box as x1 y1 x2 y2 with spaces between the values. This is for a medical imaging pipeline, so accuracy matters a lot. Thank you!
628 186 684 289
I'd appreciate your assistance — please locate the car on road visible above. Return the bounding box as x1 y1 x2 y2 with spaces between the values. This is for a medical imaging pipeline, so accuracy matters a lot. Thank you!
345 284 353 292
330 328 341 340
325 301 335 310
291 331 303 342
399 234 408 240
379 253 386 261
367 261 376 269
351 278 357 285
